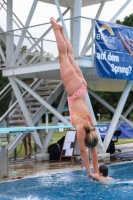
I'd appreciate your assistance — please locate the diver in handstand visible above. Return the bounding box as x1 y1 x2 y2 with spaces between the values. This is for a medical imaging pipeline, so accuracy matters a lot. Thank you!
50 17 99 181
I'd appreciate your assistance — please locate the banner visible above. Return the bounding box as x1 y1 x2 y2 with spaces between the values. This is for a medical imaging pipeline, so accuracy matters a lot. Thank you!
95 20 133 80
99 122 133 138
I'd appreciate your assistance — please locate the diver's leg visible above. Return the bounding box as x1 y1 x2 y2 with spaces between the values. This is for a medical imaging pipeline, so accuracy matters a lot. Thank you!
61 30 87 86
50 17 82 96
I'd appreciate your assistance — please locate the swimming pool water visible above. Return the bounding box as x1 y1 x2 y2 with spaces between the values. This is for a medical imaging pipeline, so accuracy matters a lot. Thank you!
0 162 133 200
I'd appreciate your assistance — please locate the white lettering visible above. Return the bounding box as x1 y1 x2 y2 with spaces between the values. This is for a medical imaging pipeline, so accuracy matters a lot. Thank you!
111 64 132 76
96 33 115 44
96 33 101 40
96 52 106 60
104 36 115 43
97 52 119 62
108 52 119 62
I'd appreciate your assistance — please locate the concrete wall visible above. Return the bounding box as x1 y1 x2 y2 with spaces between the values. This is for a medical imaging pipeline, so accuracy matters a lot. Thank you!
0 146 8 178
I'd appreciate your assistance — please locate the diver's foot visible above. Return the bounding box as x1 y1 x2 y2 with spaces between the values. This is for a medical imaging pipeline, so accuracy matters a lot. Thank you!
50 17 63 30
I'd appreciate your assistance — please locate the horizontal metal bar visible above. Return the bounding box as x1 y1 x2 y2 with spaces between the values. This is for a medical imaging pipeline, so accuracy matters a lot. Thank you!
0 16 93 34
0 124 108 134
13 34 56 42
0 131 33 134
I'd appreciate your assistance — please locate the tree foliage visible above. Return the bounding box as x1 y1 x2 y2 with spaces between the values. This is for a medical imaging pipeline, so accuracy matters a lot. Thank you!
116 13 133 27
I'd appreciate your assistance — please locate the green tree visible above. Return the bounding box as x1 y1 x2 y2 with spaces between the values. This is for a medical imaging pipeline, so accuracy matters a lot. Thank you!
116 13 133 27
20 45 27 54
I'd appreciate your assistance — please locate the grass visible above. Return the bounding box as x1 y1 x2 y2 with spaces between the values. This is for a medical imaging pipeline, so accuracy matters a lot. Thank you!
116 139 133 145
9 142 35 158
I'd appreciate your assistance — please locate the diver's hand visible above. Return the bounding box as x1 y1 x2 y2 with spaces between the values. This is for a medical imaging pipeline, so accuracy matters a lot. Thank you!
88 172 95 181
93 172 100 181
88 172 100 182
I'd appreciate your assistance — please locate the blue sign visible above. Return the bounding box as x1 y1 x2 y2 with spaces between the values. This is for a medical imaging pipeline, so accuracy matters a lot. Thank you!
99 122 133 138
95 20 133 80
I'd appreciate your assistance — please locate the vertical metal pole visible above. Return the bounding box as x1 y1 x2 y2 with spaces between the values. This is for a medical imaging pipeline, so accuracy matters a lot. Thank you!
73 0 82 57
6 0 14 68
103 81 133 151
6 0 14 148
41 39 44 62
46 112 49 133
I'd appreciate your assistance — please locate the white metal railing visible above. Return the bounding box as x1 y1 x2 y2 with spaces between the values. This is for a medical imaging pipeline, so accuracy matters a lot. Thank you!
0 16 95 68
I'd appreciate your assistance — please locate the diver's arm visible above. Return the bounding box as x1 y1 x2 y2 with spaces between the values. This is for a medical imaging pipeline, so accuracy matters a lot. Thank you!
76 125 94 179
90 147 100 180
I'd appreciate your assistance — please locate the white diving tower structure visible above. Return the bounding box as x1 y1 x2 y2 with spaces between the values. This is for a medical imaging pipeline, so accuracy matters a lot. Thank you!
0 0 133 160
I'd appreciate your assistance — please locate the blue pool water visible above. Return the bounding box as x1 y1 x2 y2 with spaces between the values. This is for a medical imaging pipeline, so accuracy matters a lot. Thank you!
0 162 133 200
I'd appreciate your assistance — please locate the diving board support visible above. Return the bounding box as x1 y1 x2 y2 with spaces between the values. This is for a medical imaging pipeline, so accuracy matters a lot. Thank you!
103 81 133 152
9 78 43 151
14 77 70 125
